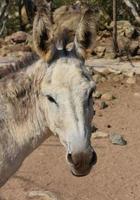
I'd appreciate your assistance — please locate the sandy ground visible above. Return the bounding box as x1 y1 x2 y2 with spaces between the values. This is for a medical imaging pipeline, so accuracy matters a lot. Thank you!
0 76 140 200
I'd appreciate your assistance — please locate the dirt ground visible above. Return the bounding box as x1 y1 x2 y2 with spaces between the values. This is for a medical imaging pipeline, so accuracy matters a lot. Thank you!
0 75 140 200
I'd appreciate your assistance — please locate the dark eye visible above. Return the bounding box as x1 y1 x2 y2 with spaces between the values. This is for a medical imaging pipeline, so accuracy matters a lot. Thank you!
46 95 57 105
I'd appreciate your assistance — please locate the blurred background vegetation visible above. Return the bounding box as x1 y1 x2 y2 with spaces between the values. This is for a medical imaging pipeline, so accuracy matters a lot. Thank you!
0 0 140 36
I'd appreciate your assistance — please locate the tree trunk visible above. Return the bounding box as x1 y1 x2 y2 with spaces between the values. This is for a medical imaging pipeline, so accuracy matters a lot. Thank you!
0 0 10 36
112 0 119 57
123 0 140 24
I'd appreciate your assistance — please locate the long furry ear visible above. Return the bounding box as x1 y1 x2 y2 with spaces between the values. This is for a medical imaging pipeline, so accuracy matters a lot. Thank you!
74 8 96 60
33 1 55 62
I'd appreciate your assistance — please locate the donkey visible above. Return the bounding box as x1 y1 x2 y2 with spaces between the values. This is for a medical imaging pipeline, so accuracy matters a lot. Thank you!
0 4 97 187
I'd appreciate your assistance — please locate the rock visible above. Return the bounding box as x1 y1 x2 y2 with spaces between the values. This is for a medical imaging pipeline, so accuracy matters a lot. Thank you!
124 71 135 77
101 77 107 82
95 46 106 58
7 45 32 53
126 77 136 84
117 36 130 55
0 38 6 47
99 101 108 109
5 31 28 44
93 66 110 74
92 131 109 139
109 133 127 145
129 41 139 56
100 69 111 76
101 92 116 101
28 191 59 200
134 92 140 97
104 50 115 59
112 76 121 82
108 68 122 75
110 20 135 39
107 74 115 81
93 91 102 99
0 47 7 57
92 74 102 83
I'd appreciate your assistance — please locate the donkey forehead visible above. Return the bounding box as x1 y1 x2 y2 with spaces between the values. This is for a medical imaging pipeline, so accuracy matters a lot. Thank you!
47 58 93 88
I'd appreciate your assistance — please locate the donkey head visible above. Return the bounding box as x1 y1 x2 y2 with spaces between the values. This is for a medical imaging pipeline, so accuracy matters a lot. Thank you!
33 3 97 176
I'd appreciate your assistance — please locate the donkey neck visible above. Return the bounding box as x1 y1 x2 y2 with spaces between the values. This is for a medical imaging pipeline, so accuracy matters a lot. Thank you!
0 63 51 186
1 62 51 143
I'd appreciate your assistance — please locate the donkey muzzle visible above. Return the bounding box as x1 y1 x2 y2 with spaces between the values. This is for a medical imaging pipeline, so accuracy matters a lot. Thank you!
67 149 97 176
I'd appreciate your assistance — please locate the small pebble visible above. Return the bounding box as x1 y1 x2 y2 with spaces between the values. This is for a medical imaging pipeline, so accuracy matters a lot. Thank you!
109 133 127 145
99 101 108 109
126 77 136 84
92 131 109 139
134 93 140 97
92 74 102 83
93 91 102 99
124 71 135 77
98 113 103 117
112 76 121 82
101 77 107 82
101 92 116 101
28 191 58 200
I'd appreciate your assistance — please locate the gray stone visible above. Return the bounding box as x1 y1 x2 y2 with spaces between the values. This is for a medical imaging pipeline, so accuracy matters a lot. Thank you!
109 133 127 145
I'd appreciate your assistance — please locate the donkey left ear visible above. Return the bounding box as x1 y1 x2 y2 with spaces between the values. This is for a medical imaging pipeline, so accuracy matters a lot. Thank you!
74 9 96 60
33 3 55 62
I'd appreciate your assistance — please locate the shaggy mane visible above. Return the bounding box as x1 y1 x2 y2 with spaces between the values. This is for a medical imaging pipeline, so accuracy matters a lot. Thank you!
0 53 39 79
0 60 46 123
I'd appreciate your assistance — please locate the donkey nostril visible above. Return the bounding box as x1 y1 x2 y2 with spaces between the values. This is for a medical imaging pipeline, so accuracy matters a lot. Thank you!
67 153 81 169
67 153 73 164
90 151 97 166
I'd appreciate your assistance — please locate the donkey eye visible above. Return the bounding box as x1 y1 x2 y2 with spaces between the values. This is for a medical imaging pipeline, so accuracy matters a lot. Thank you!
46 95 57 104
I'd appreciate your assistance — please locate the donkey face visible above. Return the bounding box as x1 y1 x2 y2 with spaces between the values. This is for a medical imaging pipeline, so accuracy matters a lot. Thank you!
33 4 97 176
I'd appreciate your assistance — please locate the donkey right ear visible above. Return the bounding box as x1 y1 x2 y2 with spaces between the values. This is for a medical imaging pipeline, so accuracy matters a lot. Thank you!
33 5 55 62
74 8 97 60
